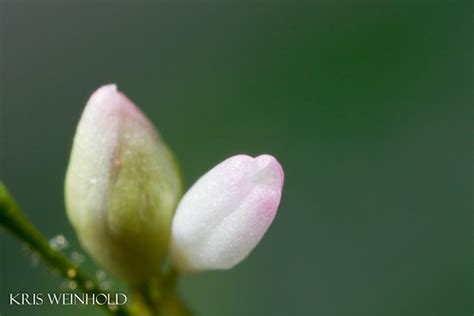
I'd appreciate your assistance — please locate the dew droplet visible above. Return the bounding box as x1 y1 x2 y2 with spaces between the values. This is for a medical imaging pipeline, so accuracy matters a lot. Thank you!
68 280 77 290
67 268 77 279
70 251 85 265
84 280 94 290
96 270 107 281
30 251 40 267
49 234 69 251
96 270 111 289
100 281 111 290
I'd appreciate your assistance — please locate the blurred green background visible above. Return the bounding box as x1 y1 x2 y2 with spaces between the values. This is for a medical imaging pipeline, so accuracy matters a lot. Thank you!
0 1 472 315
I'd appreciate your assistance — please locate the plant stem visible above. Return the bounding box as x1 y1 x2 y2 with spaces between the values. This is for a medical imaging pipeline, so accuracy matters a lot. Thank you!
0 182 130 316
160 267 192 316
130 268 192 316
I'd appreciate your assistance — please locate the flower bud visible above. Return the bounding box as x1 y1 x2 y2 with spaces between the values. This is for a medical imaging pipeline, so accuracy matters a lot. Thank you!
170 154 284 272
65 84 182 283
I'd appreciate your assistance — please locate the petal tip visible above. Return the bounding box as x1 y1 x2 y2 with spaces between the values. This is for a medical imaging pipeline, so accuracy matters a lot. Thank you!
85 83 143 119
90 83 118 100
254 154 284 190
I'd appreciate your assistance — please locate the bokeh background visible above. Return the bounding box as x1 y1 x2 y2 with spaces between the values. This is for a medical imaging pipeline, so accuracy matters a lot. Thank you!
0 1 472 315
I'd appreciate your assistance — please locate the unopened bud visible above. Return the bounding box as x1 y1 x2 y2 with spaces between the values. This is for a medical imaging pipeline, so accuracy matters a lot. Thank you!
65 84 182 282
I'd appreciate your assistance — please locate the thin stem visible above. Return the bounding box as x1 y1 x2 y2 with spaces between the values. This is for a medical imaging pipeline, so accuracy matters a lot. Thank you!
160 267 192 316
0 182 130 316
129 267 192 316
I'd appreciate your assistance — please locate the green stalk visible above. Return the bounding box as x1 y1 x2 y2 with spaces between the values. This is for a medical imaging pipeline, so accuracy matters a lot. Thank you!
0 182 130 316
129 268 192 316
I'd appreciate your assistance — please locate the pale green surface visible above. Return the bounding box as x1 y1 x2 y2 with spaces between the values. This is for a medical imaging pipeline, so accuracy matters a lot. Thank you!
65 87 182 283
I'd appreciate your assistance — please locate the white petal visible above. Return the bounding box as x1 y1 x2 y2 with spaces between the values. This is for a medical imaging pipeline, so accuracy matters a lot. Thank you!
171 154 284 272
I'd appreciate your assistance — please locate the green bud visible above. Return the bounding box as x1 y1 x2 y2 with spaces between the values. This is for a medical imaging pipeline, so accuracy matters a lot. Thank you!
65 84 182 283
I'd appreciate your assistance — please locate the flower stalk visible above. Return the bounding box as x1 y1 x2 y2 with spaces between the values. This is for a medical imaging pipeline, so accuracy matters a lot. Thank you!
130 269 191 316
0 182 130 316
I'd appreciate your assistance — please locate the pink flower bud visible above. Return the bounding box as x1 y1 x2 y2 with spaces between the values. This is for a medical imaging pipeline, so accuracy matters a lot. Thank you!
170 154 284 272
